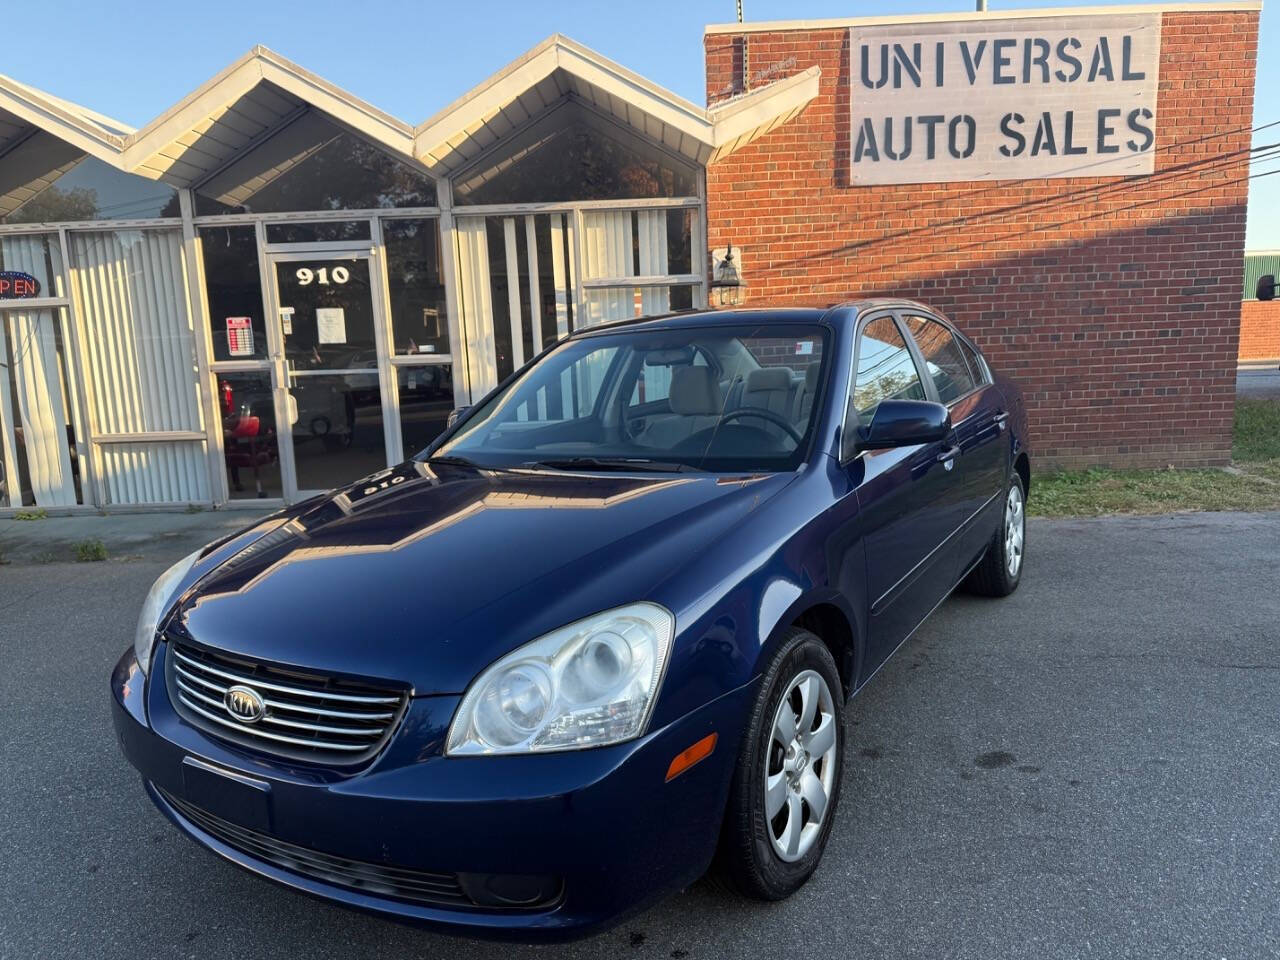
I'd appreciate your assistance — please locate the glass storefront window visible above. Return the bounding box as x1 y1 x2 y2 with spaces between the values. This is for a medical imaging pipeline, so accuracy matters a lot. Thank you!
194 116 437 215
453 105 699 205
200 225 267 362
265 221 371 244
0 233 64 295
217 372 280 499
396 364 453 457
383 218 449 357
2 155 178 224
274 257 378 368
583 283 696 323
289 372 386 492
0 307 85 507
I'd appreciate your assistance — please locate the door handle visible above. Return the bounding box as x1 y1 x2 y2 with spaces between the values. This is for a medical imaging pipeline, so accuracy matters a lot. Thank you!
992 412 1010 432
937 444 961 464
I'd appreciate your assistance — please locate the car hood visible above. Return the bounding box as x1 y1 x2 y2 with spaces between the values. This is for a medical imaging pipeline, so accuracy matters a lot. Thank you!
172 460 792 695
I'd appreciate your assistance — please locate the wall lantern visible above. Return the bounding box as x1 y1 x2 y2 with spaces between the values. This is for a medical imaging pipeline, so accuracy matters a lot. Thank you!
710 244 745 307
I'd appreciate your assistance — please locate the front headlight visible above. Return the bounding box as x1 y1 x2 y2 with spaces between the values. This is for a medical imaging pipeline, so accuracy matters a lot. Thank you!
134 549 201 675
446 602 674 755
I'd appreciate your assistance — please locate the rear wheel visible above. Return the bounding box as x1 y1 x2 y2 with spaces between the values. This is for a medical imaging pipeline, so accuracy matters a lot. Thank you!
716 628 844 899
964 473 1026 597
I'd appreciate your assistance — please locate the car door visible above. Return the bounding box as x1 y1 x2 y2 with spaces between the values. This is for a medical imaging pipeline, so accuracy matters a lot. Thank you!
846 313 968 673
899 314 1009 575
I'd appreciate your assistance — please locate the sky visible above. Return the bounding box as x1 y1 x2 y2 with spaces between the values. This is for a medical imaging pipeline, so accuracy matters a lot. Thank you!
4 0 1276 248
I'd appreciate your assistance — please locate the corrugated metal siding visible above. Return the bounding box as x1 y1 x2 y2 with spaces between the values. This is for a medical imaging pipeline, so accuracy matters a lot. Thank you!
70 228 209 504
97 441 208 504
1244 254 1280 299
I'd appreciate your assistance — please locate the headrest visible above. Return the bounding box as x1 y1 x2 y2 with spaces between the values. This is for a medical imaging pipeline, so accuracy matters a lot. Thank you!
745 367 793 394
670 366 723 416
804 362 821 391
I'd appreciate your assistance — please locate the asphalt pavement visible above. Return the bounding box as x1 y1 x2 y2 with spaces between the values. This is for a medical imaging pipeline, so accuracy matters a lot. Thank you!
1238 363 1280 397
2 510 1278 960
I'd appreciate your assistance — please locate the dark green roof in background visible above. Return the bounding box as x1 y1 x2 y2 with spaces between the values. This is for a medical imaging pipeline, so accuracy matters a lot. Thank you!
1245 252 1280 299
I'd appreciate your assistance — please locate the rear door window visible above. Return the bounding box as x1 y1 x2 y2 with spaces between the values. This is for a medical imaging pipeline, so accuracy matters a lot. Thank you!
900 315 978 404
956 337 988 385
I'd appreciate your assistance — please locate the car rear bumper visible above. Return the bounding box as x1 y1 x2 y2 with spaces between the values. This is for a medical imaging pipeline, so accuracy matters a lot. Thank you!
111 647 752 941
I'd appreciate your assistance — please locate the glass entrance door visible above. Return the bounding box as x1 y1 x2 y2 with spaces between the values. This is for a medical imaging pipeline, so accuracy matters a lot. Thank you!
269 253 391 497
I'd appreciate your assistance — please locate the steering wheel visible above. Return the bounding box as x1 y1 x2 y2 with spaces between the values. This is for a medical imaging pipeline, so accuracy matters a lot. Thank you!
717 407 803 445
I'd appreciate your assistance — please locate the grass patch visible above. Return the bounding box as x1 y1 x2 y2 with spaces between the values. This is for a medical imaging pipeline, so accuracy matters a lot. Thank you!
1234 396 1280 461
1031 396 1280 517
13 508 48 521
74 538 108 562
1030 467 1280 517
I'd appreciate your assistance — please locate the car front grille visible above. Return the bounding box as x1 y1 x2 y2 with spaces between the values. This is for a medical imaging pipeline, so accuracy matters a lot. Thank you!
166 641 407 765
158 789 471 908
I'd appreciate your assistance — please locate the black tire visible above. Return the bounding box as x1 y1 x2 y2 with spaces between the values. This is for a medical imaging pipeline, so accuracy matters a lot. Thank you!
715 627 844 900
964 472 1026 597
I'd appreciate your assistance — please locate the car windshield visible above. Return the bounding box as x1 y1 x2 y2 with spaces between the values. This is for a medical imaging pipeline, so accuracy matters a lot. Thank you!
429 324 829 473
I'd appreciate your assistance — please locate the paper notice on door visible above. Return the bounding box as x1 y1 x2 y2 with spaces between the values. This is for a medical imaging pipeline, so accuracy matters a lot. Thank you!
316 307 347 344
279 305 294 335
226 317 253 357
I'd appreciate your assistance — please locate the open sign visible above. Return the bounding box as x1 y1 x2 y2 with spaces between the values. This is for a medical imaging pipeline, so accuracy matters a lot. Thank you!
0 271 41 299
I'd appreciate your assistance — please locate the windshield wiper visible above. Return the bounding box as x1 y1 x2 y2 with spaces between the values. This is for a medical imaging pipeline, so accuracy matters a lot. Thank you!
424 454 484 469
521 456 700 474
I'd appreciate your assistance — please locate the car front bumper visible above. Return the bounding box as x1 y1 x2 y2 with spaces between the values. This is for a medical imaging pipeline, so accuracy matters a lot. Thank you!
111 645 753 941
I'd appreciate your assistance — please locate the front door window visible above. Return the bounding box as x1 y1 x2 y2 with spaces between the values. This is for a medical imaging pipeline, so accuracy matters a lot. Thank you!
272 256 387 494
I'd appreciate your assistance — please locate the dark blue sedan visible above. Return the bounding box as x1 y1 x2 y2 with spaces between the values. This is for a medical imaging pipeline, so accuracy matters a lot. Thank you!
112 301 1030 940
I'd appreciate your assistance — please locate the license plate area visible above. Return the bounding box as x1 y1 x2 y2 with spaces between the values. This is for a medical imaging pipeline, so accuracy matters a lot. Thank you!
181 756 272 831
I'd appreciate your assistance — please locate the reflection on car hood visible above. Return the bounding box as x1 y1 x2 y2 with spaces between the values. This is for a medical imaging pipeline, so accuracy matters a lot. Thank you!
173 460 792 694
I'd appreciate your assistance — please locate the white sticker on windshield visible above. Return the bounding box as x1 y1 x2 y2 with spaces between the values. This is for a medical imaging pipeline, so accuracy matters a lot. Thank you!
796 340 814 355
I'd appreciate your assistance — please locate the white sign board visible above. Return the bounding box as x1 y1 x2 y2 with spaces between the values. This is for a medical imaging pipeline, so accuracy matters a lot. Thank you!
316 307 347 344
849 13 1160 185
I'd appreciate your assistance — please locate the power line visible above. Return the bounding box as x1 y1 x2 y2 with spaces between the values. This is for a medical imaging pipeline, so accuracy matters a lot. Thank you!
896 119 1280 217
842 163 1280 277
829 137 1280 262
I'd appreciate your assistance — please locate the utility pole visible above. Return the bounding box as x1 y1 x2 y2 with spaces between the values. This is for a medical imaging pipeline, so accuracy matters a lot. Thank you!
977 0 987 10
737 0 749 92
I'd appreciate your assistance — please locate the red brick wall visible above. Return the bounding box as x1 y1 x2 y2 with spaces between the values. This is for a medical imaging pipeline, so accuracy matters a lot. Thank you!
705 12 1259 470
1240 301 1280 361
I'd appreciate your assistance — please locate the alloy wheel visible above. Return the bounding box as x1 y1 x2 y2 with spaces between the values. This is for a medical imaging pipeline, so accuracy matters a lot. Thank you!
764 670 838 863
1005 484 1025 577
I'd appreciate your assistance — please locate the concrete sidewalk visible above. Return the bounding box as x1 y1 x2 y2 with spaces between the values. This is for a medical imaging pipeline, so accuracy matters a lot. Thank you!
1238 363 1280 397
0 508 273 566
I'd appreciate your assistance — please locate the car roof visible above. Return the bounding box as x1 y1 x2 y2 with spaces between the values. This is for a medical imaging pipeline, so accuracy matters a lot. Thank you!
567 299 945 338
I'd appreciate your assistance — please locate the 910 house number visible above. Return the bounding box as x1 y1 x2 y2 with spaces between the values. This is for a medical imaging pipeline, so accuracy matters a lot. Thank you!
296 266 350 286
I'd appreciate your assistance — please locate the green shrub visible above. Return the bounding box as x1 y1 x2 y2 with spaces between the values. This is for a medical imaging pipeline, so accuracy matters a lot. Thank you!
74 539 108 562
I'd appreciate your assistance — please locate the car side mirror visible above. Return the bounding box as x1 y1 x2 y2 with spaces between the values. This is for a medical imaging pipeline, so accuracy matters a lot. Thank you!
844 398 951 460
1258 274 1276 302
446 406 471 429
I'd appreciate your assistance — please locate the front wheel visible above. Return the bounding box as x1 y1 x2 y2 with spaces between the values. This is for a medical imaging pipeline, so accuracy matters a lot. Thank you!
964 472 1026 597
715 628 844 900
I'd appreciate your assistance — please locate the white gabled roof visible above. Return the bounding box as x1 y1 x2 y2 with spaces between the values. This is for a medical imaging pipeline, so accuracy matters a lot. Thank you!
413 34 820 173
0 75 130 161
0 37 820 195
119 46 414 187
